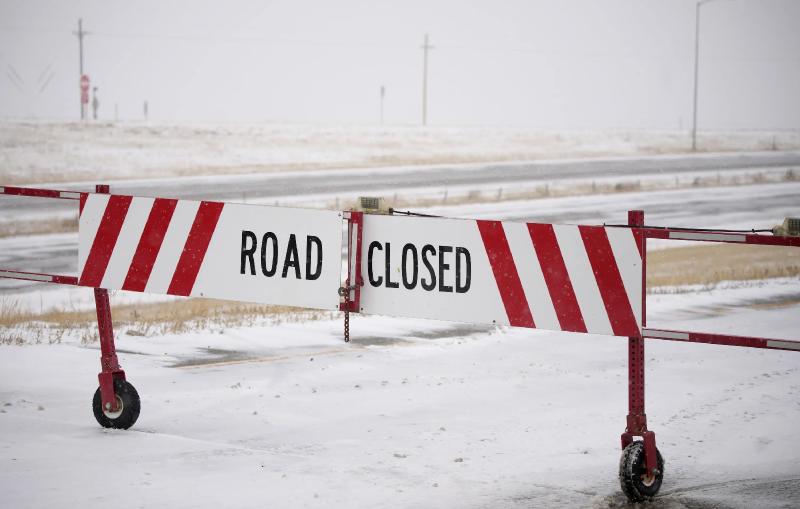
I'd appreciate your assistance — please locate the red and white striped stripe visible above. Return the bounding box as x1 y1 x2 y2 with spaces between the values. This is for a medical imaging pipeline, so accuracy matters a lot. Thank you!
79 194 221 297
78 193 344 311
479 221 641 337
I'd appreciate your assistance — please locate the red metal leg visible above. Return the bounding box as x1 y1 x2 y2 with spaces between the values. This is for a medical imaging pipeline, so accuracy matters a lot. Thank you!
340 211 364 313
93 184 125 413
339 211 364 342
622 210 659 475
96 286 125 412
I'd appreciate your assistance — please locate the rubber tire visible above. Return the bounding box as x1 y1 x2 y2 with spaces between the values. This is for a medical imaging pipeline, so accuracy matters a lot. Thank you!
619 440 665 502
92 379 140 429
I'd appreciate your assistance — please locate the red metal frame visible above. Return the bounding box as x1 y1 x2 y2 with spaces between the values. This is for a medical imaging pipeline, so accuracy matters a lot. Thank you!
0 183 124 412
621 210 659 476
340 211 364 313
93 184 125 412
636 222 800 352
95 286 125 411
620 210 800 478
641 227 800 247
0 186 84 287
0 185 84 201
642 328 800 352
0 269 78 285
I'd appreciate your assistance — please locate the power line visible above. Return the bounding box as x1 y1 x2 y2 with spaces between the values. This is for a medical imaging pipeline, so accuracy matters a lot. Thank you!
9 25 792 61
0 24 411 49
78 29 410 50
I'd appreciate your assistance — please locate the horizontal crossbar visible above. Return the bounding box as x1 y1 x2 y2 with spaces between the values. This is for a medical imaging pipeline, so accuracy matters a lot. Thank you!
642 327 800 352
0 185 83 200
0 269 78 285
639 227 800 247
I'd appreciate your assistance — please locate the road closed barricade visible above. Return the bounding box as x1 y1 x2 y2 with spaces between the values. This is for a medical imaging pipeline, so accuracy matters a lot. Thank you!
1 184 798 503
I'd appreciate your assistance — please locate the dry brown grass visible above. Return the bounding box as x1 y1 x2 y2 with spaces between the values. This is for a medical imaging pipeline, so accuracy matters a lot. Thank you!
109 298 331 336
0 215 79 238
647 243 800 289
0 297 335 345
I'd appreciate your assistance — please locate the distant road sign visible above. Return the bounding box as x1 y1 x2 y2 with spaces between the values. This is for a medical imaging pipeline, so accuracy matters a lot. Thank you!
81 75 90 104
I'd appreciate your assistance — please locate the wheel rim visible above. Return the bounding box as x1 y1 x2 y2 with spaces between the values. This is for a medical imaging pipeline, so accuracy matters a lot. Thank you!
102 395 124 419
640 471 656 487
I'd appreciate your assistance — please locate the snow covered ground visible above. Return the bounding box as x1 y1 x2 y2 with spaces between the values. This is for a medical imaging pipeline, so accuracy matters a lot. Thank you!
2 122 798 184
1 122 799 507
0 279 799 508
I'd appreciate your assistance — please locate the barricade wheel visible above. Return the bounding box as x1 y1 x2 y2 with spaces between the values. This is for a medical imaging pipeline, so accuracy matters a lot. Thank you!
92 379 141 429
619 440 664 502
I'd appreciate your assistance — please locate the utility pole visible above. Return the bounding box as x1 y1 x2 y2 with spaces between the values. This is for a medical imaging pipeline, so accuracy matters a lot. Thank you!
421 33 434 126
73 18 88 121
379 85 385 125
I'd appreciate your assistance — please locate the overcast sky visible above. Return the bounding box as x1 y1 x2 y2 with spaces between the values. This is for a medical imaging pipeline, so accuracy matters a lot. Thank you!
0 0 798 129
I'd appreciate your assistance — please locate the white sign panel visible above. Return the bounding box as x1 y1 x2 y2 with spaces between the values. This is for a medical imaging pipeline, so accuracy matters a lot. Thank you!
359 214 642 337
360 214 506 325
78 193 343 310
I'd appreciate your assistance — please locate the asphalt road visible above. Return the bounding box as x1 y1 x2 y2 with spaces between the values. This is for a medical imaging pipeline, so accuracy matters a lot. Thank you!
1 151 799 293
2 150 799 216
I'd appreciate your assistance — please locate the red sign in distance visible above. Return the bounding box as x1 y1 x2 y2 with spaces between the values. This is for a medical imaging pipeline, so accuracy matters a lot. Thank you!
81 75 90 104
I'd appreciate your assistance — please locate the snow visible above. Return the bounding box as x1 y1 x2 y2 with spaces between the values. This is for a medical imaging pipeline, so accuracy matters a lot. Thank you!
2 121 798 184
1 122 799 507
1 278 799 508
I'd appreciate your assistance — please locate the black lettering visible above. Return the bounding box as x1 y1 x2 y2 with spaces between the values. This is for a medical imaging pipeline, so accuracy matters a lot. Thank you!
421 244 437 291
439 245 453 292
385 243 399 288
456 247 471 293
368 241 383 286
401 244 418 289
282 234 301 279
241 231 257 275
260 232 278 277
306 236 322 280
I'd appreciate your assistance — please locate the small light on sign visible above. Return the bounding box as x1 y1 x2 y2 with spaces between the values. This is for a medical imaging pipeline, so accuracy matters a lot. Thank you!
773 218 800 237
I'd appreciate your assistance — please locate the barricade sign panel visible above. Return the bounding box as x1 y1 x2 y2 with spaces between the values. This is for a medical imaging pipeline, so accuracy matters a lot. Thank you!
359 214 642 337
78 193 343 310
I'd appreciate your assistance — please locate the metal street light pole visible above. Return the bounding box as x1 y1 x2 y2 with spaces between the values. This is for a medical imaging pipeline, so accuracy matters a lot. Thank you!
380 85 385 125
421 34 434 126
691 0 728 151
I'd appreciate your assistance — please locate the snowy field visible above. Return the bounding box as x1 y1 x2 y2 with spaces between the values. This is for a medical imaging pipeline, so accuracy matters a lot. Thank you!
2 122 799 184
1 123 799 508
1 280 799 509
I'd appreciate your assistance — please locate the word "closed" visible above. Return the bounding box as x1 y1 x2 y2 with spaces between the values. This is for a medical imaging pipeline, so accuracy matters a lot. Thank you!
367 242 471 293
